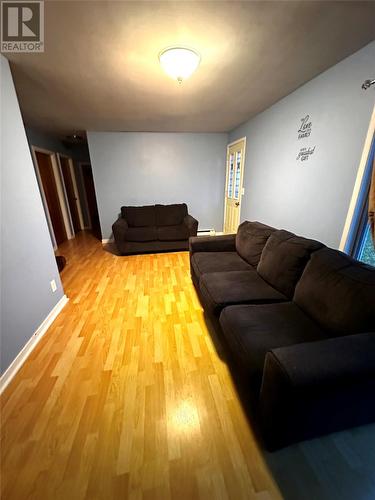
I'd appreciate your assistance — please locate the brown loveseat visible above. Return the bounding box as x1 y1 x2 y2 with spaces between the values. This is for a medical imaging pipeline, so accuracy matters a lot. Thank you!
113 203 198 255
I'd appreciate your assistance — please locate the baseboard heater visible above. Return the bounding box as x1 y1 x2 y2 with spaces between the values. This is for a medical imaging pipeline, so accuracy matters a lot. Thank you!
197 229 223 236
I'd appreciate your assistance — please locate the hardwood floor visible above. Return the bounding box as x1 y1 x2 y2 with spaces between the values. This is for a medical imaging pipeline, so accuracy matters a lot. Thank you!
1 232 282 500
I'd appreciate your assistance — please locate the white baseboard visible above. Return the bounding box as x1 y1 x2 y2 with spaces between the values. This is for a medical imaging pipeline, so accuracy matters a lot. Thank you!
0 294 69 395
102 238 113 244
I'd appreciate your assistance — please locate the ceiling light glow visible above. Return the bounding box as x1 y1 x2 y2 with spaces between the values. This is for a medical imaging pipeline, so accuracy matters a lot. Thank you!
159 47 200 84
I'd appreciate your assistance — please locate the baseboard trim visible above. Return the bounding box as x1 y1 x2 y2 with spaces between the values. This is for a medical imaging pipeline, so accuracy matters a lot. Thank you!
0 294 69 395
102 238 112 244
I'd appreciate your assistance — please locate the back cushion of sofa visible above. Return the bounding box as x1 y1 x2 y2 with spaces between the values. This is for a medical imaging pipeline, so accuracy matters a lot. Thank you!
235 221 276 267
294 248 375 335
156 204 188 226
121 205 156 227
257 230 324 298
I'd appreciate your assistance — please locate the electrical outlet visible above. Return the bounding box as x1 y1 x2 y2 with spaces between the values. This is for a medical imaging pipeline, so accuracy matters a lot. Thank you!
50 279 57 292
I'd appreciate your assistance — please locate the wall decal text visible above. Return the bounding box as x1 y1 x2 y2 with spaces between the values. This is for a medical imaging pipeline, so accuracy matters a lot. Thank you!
296 146 316 162
298 115 312 139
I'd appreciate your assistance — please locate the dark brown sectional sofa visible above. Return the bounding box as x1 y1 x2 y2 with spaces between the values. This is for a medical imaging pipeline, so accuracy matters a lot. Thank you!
189 221 375 450
113 203 198 255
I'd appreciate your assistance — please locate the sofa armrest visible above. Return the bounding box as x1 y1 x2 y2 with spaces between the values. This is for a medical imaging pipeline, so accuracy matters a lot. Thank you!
112 217 128 245
184 214 198 236
259 332 375 449
189 234 236 254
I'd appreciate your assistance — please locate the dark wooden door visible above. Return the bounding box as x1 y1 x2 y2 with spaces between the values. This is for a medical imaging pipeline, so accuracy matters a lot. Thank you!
60 156 81 233
36 151 67 245
81 164 102 240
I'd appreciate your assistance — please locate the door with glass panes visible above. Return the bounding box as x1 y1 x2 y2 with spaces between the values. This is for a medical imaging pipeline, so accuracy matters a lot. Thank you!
224 138 246 233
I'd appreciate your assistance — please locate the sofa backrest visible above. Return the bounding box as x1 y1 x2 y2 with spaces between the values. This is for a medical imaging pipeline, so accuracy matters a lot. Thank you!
235 221 276 267
155 203 187 226
294 248 375 335
257 229 324 298
121 205 156 227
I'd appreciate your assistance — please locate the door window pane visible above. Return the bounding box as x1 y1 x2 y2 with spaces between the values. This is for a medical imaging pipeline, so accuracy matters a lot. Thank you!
234 150 241 199
227 153 234 198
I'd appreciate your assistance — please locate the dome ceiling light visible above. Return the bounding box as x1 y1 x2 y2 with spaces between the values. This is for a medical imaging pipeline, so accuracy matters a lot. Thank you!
159 46 201 84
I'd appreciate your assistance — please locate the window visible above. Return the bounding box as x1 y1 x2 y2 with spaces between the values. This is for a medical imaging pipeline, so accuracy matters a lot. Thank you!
345 134 375 267
357 223 375 266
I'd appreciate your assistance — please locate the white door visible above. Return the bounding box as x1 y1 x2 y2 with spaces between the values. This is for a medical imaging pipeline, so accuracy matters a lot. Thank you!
223 138 246 233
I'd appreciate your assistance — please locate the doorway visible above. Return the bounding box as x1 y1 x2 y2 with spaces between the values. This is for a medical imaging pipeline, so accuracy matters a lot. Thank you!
80 163 102 240
35 150 67 246
59 155 84 233
223 138 246 233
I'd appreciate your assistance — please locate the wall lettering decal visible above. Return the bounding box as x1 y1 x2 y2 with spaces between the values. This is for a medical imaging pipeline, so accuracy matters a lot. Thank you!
296 146 315 161
298 115 312 139
296 114 315 161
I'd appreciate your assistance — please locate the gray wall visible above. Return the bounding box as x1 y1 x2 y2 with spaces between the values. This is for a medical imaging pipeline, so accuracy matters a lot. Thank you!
229 41 375 248
0 56 64 375
87 132 228 238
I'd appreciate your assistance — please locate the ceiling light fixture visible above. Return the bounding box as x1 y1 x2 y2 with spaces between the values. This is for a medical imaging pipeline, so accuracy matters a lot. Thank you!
159 46 200 84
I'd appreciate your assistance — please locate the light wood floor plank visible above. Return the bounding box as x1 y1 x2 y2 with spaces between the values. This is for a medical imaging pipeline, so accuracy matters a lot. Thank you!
1 232 281 500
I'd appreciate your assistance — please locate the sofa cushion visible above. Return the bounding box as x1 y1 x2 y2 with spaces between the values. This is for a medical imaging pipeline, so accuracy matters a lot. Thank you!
219 303 327 392
236 221 276 267
156 204 188 226
257 229 324 298
121 205 156 227
199 271 288 316
124 226 157 242
294 248 375 335
157 224 189 241
191 252 252 280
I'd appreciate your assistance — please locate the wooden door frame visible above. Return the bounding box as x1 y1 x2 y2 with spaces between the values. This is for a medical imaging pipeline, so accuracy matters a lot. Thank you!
78 162 93 229
58 154 85 231
31 146 74 249
223 137 247 233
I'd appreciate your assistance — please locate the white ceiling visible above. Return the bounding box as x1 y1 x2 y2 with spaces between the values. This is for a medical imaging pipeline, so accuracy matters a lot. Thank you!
5 0 375 136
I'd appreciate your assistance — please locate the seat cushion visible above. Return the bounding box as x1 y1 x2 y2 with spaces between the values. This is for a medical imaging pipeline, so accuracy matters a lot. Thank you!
219 302 327 392
121 205 156 227
191 252 252 280
199 271 287 316
124 226 157 242
236 221 276 267
156 204 188 226
257 229 324 298
294 248 375 335
157 224 189 241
